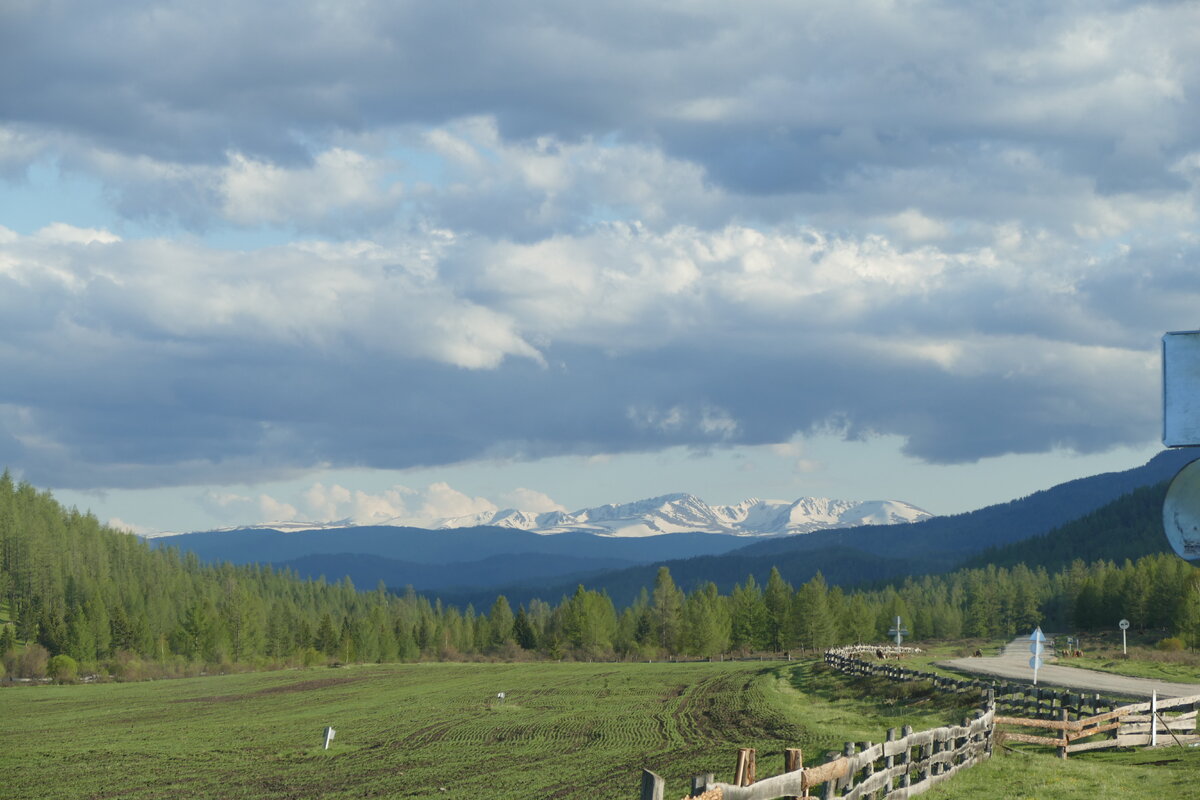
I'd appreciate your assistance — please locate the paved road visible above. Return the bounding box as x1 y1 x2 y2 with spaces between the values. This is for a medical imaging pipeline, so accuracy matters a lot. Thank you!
939 636 1200 699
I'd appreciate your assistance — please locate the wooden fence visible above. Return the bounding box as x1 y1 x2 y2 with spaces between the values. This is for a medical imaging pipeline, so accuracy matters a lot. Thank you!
995 692 1200 756
639 647 1199 798
640 709 995 800
823 649 1122 721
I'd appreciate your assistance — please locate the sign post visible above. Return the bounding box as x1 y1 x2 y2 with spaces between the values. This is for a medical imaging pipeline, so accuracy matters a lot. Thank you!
1029 627 1046 686
1160 332 1200 563
888 616 909 646
323 726 336 750
1119 619 1130 655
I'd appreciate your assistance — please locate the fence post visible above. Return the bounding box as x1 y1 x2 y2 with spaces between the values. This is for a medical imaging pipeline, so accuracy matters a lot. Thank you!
640 770 664 800
783 749 803 800
1058 708 1069 759
690 774 714 797
1151 692 1158 748
900 725 913 789
837 742 855 793
883 728 896 796
735 748 756 786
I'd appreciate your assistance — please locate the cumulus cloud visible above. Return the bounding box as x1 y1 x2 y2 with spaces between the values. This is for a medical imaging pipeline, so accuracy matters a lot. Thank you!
200 490 299 524
1 0 1198 493
0 209 1192 489
500 488 566 514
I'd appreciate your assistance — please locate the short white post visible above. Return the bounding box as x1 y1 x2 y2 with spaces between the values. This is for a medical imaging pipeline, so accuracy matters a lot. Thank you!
1150 692 1158 747
323 726 336 750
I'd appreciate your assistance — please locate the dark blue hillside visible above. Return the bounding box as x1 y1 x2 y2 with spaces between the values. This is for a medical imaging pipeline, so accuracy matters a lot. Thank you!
273 551 638 593
150 525 753 569
442 449 1196 608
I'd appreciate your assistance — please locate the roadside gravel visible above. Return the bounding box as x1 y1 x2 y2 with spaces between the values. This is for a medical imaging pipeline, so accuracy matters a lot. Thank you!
939 636 1200 699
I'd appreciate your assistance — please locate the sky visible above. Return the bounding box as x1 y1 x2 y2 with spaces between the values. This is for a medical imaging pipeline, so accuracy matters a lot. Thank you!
1 1 1196 533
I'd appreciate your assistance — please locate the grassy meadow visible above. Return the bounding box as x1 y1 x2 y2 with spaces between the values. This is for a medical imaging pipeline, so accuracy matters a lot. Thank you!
3 657 1199 799
2 658 974 800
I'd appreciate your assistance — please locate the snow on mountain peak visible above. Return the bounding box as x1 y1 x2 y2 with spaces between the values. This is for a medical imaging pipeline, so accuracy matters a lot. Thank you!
432 494 932 537
161 494 932 539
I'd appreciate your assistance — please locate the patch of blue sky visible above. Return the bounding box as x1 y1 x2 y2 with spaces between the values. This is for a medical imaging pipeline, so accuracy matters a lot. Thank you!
583 203 640 227
199 225 303 251
1 160 118 235
51 435 1167 534
385 144 448 187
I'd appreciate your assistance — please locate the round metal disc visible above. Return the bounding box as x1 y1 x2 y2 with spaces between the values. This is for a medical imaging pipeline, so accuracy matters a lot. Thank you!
1118 619 1129 630
1163 458 1200 563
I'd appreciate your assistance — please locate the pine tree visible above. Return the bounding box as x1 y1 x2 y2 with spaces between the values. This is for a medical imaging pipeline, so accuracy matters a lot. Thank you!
651 567 683 654
513 607 538 650
792 572 836 651
729 576 766 653
763 567 793 652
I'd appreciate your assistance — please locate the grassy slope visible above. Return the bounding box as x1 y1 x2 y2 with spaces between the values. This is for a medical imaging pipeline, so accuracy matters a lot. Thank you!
923 745 1200 800
2 658 1196 799
0 659 974 800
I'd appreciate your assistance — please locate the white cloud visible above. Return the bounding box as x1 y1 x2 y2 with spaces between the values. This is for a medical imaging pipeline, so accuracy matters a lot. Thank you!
257 494 298 521
221 148 401 227
6 1 1200 494
500 488 565 513
199 490 299 524
418 482 498 522
106 516 151 534
34 223 121 246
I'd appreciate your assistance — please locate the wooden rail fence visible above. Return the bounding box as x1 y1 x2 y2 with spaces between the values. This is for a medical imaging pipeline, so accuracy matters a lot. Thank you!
640 709 995 800
640 647 1200 798
823 649 1122 721
995 692 1200 756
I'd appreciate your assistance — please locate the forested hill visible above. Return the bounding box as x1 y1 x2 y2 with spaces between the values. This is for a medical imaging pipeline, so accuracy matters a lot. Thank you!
2 470 1199 678
959 480 1172 573
0 471 428 669
442 450 1196 608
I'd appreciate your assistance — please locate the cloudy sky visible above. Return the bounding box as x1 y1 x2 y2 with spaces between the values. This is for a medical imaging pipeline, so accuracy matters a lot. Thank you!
2 0 1195 533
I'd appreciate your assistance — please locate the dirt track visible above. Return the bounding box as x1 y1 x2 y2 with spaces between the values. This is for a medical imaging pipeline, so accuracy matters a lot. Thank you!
939 636 1200 699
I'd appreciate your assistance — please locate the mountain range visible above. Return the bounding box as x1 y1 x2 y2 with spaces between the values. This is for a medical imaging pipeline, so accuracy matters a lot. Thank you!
149 493 931 539
148 449 1197 605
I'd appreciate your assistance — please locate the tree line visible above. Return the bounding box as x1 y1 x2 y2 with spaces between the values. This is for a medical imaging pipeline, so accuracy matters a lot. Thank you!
2 472 1199 679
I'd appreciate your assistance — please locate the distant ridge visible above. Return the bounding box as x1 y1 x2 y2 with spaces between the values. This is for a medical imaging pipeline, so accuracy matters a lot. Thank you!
437 449 1197 608
433 493 931 537
152 493 931 539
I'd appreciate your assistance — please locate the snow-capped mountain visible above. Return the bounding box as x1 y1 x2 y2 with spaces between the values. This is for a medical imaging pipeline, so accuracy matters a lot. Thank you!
153 493 932 539
434 493 932 537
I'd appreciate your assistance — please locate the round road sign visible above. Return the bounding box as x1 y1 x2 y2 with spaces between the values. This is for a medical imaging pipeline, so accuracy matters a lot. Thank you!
1162 459 1200 563
1119 619 1129 630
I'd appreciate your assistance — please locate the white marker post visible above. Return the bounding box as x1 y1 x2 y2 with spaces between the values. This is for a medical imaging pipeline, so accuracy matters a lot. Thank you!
1119 618 1130 655
1029 627 1046 686
323 726 336 750
888 616 909 646
497 691 505 705
1151 691 1159 747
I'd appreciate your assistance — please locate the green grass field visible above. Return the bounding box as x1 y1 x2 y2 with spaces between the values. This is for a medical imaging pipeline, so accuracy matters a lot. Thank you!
3 658 1198 799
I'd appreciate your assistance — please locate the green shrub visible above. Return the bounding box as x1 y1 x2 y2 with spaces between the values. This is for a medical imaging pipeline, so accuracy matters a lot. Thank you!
15 643 49 679
1157 637 1185 652
47 654 78 683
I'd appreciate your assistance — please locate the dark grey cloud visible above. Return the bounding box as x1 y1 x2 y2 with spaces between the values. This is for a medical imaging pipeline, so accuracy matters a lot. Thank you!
5 0 1198 200
0 223 1185 489
2 1 1198 492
